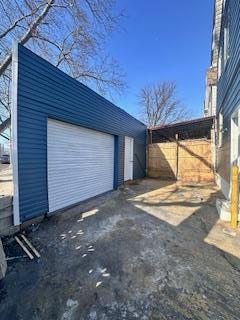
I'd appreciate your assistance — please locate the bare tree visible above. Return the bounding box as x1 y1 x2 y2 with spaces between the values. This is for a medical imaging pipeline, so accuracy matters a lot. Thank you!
0 0 125 137
139 82 188 128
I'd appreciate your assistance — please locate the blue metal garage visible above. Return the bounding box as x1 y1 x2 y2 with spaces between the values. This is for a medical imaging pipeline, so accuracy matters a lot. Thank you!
11 43 146 224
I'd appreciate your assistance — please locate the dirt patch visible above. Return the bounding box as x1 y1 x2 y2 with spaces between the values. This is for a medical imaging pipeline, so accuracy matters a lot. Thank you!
0 179 240 319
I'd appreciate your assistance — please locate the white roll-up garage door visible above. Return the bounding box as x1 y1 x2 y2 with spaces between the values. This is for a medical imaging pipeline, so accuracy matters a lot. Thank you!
47 119 114 212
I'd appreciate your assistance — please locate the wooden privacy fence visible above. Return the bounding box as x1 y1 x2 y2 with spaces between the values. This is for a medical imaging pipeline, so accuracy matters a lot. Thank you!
148 139 214 182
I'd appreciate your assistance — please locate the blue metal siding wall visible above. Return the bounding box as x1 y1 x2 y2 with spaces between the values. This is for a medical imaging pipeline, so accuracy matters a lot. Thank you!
216 0 240 184
217 0 240 119
16 44 146 222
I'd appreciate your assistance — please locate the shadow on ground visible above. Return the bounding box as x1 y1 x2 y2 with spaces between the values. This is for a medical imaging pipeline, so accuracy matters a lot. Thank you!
0 179 240 320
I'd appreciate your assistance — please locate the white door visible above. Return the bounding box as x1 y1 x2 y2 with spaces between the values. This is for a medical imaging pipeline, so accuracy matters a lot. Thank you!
124 136 134 181
47 119 114 212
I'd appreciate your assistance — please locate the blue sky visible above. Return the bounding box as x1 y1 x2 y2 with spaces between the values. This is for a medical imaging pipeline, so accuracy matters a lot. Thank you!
107 0 214 120
1 1 213 146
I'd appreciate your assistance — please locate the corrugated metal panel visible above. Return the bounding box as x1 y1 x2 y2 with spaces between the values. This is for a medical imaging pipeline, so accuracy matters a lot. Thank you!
151 117 214 143
14 44 146 222
47 119 114 212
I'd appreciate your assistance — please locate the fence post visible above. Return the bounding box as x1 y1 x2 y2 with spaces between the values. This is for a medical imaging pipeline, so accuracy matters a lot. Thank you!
175 134 179 180
230 165 239 229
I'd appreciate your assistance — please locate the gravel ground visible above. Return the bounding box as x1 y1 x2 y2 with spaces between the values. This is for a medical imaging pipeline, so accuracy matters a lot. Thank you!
0 179 240 320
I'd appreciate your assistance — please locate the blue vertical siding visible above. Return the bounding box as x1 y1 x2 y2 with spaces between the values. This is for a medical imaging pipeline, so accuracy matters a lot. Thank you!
217 0 240 118
16 44 146 222
216 0 240 183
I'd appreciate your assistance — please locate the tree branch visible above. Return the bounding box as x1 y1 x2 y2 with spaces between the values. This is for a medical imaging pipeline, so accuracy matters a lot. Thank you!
0 3 44 39
0 133 9 140
0 0 55 76
0 117 11 134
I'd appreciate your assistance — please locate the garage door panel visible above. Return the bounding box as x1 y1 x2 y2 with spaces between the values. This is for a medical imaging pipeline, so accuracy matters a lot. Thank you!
47 119 114 212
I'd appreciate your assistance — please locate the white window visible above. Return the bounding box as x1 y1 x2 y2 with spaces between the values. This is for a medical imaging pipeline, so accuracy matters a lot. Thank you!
218 47 222 79
223 15 230 67
222 5 230 71
219 5 230 79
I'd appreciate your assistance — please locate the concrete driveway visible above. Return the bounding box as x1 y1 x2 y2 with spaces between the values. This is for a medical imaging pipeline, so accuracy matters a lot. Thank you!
1 179 240 320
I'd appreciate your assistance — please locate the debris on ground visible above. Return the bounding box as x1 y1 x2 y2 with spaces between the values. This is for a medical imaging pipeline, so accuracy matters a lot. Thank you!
15 236 34 260
27 223 40 233
21 234 41 258
14 234 40 260
61 299 79 320
222 228 237 237
6 255 28 261
95 281 102 288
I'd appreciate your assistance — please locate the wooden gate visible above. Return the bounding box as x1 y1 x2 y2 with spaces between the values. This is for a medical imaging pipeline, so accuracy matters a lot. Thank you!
148 139 214 182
